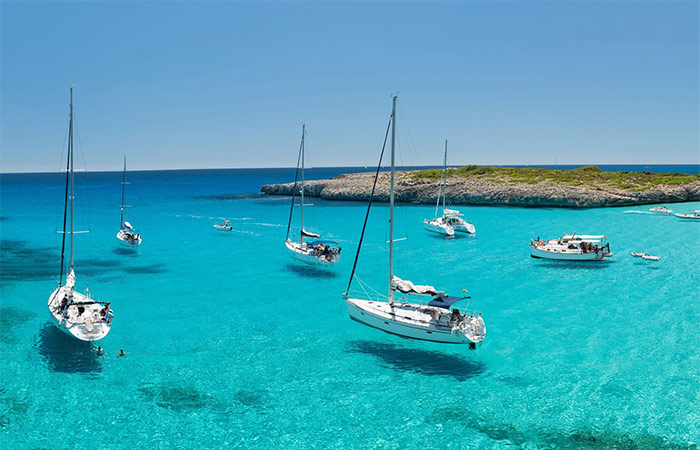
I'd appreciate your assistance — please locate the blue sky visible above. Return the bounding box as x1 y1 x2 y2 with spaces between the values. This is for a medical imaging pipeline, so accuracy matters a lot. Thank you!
1 1 698 172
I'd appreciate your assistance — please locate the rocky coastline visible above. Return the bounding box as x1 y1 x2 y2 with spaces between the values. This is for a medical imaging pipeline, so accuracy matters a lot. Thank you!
261 170 700 208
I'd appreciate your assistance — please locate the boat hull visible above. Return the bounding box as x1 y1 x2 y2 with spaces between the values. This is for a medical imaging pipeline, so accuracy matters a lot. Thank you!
423 219 454 236
285 239 339 265
48 287 111 342
345 298 484 344
530 246 605 261
116 229 141 246
675 214 700 220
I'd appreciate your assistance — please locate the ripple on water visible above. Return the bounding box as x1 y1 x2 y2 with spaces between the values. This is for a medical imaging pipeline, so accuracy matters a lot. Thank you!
138 383 213 413
0 240 57 283
424 406 697 449
345 340 485 381
0 306 38 344
0 387 29 429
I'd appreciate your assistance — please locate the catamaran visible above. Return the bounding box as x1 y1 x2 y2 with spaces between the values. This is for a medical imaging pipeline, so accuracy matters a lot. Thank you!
343 96 485 347
530 233 613 261
285 124 341 265
48 87 114 342
423 140 475 236
116 157 142 246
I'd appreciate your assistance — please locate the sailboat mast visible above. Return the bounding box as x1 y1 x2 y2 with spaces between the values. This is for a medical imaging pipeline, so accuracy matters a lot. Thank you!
69 86 75 271
120 156 127 226
388 96 396 303
442 139 447 214
300 124 305 243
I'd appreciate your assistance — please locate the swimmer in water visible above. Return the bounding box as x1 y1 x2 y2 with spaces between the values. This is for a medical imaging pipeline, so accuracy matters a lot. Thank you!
118 349 125 357
96 346 104 357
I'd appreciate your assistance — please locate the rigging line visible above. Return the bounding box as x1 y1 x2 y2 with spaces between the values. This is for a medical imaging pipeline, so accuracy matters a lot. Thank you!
58 103 72 286
285 130 304 240
73 100 94 284
397 103 421 167
54 111 70 254
344 111 392 296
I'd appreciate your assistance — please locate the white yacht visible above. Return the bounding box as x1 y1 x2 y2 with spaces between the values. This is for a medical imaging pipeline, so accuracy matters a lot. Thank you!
116 157 142 246
343 96 485 347
530 233 612 261
285 124 341 265
48 87 113 342
649 206 674 214
423 140 475 236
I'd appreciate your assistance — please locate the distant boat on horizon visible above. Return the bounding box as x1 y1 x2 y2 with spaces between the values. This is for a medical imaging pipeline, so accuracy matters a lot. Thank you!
116 156 142 246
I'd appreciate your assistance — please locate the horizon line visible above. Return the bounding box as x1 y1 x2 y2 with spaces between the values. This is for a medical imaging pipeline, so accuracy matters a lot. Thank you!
1 162 699 175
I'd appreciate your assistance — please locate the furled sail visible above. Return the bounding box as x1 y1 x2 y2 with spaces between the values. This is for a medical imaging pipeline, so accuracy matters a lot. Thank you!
301 228 321 238
443 208 462 217
391 276 444 296
66 268 76 290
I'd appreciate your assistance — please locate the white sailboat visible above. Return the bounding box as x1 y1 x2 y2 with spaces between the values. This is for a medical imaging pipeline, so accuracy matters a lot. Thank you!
48 87 114 342
285 124 341 265
116 157 142 246
423 140 476 236
343 96 485 347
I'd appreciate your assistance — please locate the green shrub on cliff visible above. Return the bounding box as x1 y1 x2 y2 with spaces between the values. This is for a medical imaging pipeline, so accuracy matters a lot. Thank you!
410 164 700 190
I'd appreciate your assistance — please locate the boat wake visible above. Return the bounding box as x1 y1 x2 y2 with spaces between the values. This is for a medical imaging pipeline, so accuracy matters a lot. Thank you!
623 210 653 214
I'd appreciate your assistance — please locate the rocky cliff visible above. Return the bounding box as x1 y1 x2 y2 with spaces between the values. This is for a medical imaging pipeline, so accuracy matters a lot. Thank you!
261 171 700 207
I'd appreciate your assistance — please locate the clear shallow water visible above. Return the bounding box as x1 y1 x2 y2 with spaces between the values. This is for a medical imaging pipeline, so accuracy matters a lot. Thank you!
1 168 699 449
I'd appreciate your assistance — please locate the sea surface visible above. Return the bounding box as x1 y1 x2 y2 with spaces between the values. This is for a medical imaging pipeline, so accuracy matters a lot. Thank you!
1 166 699 449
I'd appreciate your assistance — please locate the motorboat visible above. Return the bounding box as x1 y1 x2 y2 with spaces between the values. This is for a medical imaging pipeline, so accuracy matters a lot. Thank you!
423 140 475 236
675 210 700 220
213 220 233 231
649 206 674 214
48 87 113 342
631 252 660 260
284 124 341 265
343 96 485 347
530 233 612 261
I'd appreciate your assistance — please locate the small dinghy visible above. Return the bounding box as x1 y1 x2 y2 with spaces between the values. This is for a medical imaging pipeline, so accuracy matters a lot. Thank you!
213 220 232 231
632 252 660 261
674 210 700 220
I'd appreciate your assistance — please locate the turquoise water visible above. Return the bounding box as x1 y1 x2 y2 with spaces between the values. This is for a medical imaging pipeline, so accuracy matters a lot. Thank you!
1 169 699 449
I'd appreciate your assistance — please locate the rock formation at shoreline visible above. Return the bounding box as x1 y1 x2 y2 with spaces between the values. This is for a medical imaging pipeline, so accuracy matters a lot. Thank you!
261 170 700 208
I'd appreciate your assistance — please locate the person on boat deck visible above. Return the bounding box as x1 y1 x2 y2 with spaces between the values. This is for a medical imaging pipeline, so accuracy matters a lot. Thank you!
102 303 113 323
450 308 462 323
58 296 69 313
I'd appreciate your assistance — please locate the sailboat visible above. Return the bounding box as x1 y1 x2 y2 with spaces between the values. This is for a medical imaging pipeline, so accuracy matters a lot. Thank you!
343 96 485 347
47 87 114 342
423 140 475 236
285 124 341 265
116 157 142 246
